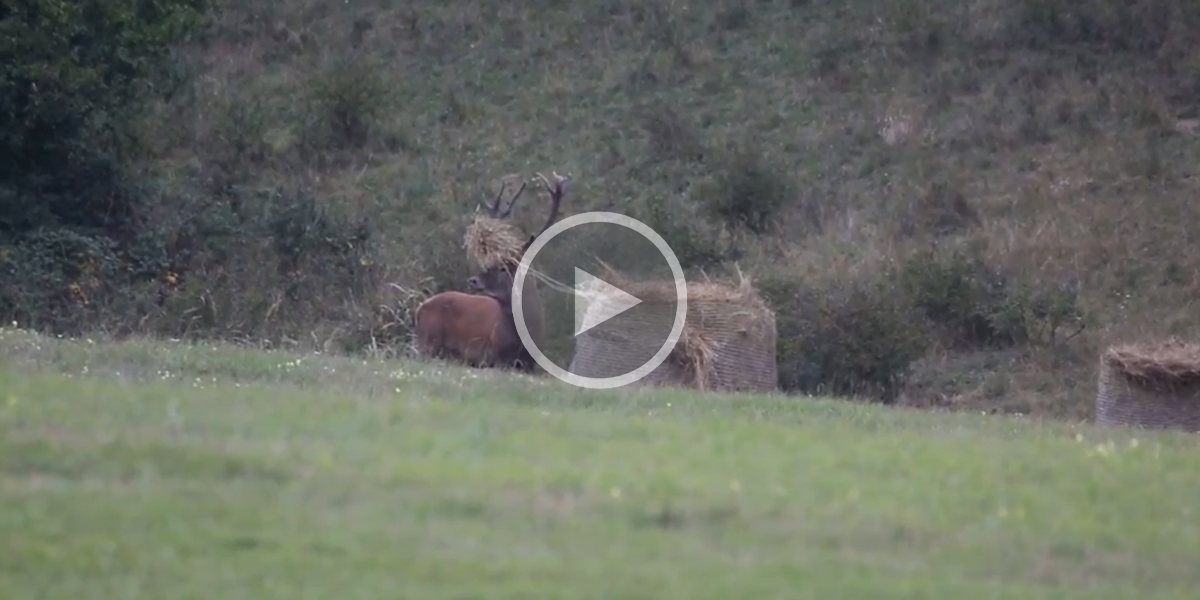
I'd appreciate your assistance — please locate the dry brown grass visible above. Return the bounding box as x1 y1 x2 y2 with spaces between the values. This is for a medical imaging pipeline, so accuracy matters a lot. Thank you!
669 327 716 390
1103 339 1200 387
463 216 527 271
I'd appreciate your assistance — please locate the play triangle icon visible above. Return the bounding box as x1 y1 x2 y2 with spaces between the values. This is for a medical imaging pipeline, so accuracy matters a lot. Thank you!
574 267 643 336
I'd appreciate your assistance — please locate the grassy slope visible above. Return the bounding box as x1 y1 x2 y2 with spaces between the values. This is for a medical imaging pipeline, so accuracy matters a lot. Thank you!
147 0 1200 419
3 328 1200 598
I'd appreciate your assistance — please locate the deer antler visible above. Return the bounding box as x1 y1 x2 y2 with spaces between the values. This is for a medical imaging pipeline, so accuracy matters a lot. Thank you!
480 177 528 219
529 171 569 239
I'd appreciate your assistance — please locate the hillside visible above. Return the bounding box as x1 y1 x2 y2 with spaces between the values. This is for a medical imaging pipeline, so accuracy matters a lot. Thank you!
3 0 1199 419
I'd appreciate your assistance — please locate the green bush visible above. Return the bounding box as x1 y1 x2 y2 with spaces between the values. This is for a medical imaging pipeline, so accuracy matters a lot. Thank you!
894 246 1009 348
758 270 932 402
894 245 1086 350
148 185 381 339
0 0 214 334
298 51 393 161
200 87 276 195
638 194 736 271
0 0 211 238
1012 0 1194 54
699 150 792 235
0 229 123 331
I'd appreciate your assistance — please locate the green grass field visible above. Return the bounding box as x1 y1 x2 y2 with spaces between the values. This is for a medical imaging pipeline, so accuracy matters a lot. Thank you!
2 327 1199 599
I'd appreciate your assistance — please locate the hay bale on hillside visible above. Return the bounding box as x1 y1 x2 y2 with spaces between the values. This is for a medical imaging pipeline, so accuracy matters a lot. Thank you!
1095 339 1200 432
569 266 778 392
464 216 527 270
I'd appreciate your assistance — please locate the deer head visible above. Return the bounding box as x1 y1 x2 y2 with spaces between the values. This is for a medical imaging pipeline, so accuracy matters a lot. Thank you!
467 171 568 293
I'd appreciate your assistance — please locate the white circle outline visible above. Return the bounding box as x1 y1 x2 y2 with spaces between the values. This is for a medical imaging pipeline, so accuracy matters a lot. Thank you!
511 211 688 390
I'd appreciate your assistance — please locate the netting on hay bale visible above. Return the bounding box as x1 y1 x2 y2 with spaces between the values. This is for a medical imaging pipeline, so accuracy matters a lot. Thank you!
569 266 778 393
1095 339 1200 432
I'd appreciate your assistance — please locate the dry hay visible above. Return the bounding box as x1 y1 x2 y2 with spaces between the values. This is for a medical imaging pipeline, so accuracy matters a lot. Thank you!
669 327 716 390
569 263 778 392
1102 340 1200 385
463 216 527 270
1095 338 1200 432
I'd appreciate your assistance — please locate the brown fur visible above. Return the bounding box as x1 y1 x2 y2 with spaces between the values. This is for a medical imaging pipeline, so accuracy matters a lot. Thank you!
467 268 544 358
413 290 531 371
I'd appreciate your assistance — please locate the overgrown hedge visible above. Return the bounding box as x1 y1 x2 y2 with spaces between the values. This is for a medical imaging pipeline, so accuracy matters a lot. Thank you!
757 243 1086 402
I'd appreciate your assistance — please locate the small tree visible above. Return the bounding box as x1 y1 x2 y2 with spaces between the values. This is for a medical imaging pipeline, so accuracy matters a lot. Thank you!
0 0 211 236
0 0 212 331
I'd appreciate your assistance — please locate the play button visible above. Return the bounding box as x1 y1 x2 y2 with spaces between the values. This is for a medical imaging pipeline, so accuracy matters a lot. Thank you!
573 267 642 336
511 211 688 390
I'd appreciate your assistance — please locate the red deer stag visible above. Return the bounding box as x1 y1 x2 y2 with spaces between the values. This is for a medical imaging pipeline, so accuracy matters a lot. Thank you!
411 179 536 372
466 171 568 363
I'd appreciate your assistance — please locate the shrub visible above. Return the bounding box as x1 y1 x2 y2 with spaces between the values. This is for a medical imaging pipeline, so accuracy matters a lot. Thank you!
637 194 735 270
298 50 393 165
894 246 1010 348
152 185 379 337
698 150 792 234
1011 0 1192 54
0 180 393 349
199 87 276 195
0 0 214 335
637 103 705 164
0 229 124 332
0 0 212 239
758 269 932 402
894 245 1086 350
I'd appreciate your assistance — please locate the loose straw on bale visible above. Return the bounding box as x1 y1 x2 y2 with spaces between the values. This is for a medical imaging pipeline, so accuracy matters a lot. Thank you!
671 327 716 390
1094 338 1200 433
463 216 526 270
571 262 777 392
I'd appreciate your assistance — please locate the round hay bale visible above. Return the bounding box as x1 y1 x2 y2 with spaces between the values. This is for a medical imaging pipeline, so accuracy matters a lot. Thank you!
1095 339 1200 432
464 216 526 270
568 268 778 392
